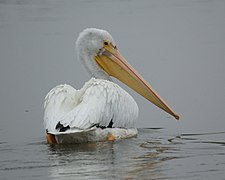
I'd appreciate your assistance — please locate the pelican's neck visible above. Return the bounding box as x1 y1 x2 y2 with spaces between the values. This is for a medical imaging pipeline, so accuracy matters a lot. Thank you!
92 68 112 81
78 52 112 81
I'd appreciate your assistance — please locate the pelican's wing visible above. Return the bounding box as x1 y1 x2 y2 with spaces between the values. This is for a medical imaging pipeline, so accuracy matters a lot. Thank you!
44 79 138 133
59 79 138 130
43 84 80 132
58 81 113 130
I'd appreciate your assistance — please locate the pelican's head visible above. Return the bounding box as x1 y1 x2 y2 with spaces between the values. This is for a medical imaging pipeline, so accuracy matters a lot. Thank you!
76 28 179 120
76 28 115 80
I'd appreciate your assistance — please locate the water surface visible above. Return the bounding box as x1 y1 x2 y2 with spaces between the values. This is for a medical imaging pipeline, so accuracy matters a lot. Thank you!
1 129 225 180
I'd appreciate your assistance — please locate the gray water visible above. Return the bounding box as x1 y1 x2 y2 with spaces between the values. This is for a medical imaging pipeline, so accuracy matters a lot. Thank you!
1 0 225 179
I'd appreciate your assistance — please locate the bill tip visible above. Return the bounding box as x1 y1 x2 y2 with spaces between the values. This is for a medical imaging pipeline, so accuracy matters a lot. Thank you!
175 114 180 120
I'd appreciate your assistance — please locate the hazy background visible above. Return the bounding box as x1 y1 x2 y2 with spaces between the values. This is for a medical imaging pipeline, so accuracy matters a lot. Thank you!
0 0 225 144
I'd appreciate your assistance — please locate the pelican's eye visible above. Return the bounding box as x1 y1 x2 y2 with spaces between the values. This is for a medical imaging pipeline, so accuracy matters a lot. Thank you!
103 40 117 50
104 41 109 46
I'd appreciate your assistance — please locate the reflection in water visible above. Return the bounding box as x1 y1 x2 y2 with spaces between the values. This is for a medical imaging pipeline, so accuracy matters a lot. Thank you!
48 142 118 179
127 142 167 180
44 129 225 180
46 129 178 180
1 129 225 180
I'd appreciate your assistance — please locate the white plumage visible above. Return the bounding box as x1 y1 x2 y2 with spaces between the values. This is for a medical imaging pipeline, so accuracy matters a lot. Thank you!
44 28 140 144
44 78 138 131
43 28 179 144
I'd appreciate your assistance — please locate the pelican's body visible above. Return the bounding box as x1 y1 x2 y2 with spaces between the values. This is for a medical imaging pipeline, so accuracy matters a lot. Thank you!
44 78 138 143
44 28 179 144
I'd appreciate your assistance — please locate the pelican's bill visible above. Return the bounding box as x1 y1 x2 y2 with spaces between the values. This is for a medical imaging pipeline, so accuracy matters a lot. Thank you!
95 41 179 120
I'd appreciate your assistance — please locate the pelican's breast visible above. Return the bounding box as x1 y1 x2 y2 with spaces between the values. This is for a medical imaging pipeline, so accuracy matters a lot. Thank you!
44 78 139 134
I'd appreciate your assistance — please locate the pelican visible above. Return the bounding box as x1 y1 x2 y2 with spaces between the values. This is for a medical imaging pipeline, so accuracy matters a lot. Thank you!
43 28 179 144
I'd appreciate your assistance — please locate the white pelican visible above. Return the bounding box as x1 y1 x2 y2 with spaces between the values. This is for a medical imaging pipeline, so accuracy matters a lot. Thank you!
44 28 179 144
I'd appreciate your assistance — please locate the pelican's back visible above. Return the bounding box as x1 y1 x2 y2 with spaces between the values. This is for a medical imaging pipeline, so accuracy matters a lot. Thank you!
43 78 138 134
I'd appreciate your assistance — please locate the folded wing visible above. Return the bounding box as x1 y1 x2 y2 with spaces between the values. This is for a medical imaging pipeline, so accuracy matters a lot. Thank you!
44 78 138 133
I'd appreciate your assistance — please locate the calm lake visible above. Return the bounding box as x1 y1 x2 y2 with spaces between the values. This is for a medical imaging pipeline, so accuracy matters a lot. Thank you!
0 0 225 179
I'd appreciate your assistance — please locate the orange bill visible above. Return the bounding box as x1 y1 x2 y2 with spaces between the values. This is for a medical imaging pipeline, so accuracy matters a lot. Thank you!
95 41 179 120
